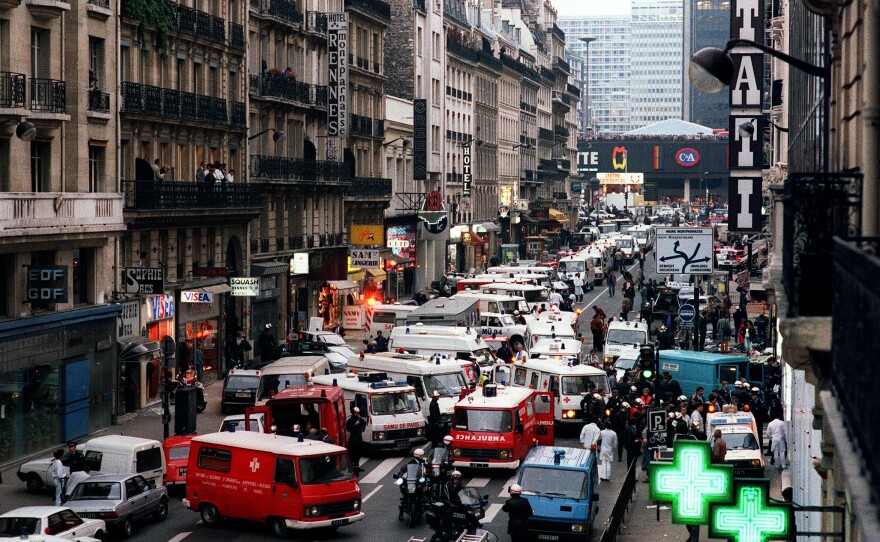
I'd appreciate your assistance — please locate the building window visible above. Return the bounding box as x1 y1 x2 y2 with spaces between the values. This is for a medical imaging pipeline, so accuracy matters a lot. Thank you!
0 139 9 192
432 32 440 60
88 146 105 192
88 37 105 89
72 248 91 305
31 28 49 78
431 125 440 152
30 142 50 192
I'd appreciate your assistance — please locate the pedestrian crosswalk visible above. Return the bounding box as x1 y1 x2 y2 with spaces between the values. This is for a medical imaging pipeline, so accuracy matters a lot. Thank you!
360 457 402 484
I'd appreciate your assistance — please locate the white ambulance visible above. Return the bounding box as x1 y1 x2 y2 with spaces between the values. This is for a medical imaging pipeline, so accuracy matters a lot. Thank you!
707 406 765 478
366 303 418 337
387 324 498 386
508 358 610 424
523 319 578 351
602 319 649 365
311 372 426 451
528 337 585 365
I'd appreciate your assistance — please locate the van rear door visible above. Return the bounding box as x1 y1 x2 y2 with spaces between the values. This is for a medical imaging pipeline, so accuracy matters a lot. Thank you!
533 392 555 446
135 445 165 486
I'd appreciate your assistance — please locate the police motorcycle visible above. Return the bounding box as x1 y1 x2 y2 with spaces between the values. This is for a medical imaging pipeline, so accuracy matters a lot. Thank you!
426 488 490 542
394 449 430 527
428 439 455 501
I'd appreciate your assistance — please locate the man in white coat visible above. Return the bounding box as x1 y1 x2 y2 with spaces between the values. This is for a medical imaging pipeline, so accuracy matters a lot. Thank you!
766 414 788 471
573 273 585 303
580 418 601 451
598 421 618 481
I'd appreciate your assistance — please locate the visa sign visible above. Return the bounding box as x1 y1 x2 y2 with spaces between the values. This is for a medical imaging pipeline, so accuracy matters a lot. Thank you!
181 291 213 303
675 148 700 167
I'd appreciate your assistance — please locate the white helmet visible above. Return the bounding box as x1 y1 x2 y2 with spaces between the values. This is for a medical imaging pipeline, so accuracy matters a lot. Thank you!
622 402 630 408
443 435 454 445
679 395 688 402
510 484 523 494
353 407 360 414
414 448 425 459
451 470 462 478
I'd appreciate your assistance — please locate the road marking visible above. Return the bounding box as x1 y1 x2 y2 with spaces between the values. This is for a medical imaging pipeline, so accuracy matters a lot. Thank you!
484 503 504 523
498 473 519 497
359 457 403 484
466 476 490 487
581 261 639 310
362 484 383 502
168 534 192 542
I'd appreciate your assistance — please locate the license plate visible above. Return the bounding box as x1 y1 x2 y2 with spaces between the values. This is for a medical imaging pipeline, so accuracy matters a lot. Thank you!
537 535 560 541
395 440 410 448
471 463 489 468
178 467 187 476
331 519 349 526
235 392 251 397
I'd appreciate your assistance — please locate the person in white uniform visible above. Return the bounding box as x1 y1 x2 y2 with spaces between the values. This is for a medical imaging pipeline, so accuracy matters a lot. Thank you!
598 422 618 481
579 418 601 450
573 273 585 303
766 414 788 470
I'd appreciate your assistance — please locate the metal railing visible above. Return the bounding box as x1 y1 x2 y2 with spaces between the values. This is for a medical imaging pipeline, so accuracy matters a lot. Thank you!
87 90 110 112
0 72 26 108
501 54 539 84
306 11 327 34
520 101 536 114
249 73 326 107
783 172 862 317
249 155 350 183
566 83 581 98
538 127 554 141
120 82 230 124
540 66 556 83
447 39 480 63
260 0 303 25
209 15 226 43
345 0 391 21
346 177 392 198
552 23 566 42
831 237 880 519
554 56 571 73
230 22 245 51
88 0 109 7
230 101 246 127
30 78 66 113
555 125 570 138
600 459 638 542
122 180 261 210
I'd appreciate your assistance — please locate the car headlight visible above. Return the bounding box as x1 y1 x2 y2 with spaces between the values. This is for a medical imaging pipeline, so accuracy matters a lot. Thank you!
572 524 585 532
416 427 424 436
395 478 404 486
564 409 575 419
453 448 462 456
499 450 512 459
373 431 385 440
751 459 762 466
304 505 320 517
353 499 361 510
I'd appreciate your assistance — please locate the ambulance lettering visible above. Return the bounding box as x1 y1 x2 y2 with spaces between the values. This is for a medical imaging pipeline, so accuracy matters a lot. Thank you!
378 421 421 430
456 433 505 442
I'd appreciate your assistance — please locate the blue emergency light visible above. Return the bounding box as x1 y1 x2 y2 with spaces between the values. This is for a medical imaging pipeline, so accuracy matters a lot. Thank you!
553 449 566 464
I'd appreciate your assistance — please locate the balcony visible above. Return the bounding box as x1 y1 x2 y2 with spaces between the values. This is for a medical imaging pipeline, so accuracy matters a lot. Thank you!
87 90 110 112
553 57 571 74
230 100 246 127
30 77 66 113
566 83 581 99
538 127 554 141
554 125 570 139
344 0 390 22
552 90 571 110
258 0 302 25
86 0 110 17
122 180 261 210
0 72 26 109
345 177 392 198
230 22 245 51
24 0 70 19
87 0 108 6
783 172 862 317
519 101 536 115
249 155 351 184
830 237 880 509
351 114 383 138
552 23 565 41
305 11 327 34
447 39 480 64
0 192 124 238
477 49 503 72
121 82 232 125
539 66 556 83
249 73 327 108
501 54 539 84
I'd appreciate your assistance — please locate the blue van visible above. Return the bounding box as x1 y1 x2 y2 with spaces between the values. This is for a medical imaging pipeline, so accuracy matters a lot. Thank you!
658 350 751 397
516 446 599 540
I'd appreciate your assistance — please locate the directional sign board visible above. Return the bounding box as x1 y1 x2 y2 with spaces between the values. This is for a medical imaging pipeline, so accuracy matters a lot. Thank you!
656 228 714 274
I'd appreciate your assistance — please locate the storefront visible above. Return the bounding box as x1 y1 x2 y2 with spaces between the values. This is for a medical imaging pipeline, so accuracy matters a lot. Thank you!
116 299 162 414
144 293 175 342
317 280 360 331
448 225 490 273
250 261 287 337
177 282 230 379
385 221 419 298
0 305 120 464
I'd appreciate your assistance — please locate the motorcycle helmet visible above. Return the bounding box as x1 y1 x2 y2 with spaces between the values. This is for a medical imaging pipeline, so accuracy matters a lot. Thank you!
510 484 523 495
414 448 425 459
451 470 462 479
353 407 360 414
443 435 454 445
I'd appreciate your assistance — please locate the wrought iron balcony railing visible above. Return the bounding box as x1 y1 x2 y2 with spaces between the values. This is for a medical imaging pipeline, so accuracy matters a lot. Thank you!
122 180 261 210
538 127 554 141
88 0 109 7
260 0 303 25
554 125 570 139
306 11 327 34
250 155 351 183
0 72 26 108
230 101 246 127
783 172 862 317
249 73 326 108
346 177 392 198
566 83 581 98
831 237 880 507
230 22 245 50
345 0 390 21
30 77 66 113
120 82 231 124
87 90 110 112
553 57 571 74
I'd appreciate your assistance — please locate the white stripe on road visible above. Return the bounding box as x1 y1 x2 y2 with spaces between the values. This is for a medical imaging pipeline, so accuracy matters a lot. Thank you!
483 503 504 523
359 457 403 484
362 484 383 502
169 532 192 542
498 473 520 498
580 261 639 311
466 476 490 488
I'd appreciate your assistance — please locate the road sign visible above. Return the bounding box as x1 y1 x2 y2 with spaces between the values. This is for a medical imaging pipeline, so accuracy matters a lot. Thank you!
647 408 667 447
656 228 714 274
678 304 696 322
350 249 380 268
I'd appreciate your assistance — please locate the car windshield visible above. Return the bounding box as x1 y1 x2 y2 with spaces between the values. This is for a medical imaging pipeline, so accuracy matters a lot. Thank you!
519 467 587 499
168 445 190 461
472 348 496 366
720 432 760 450
370 391 419 415
615 357 639 371
453 408 512 433
616 238 633 248
298 454 354 485
423 373 466 397
562 375 609 395
606 329 647 346
629 230 646 239
0 518 39 536
226 375 259 391
220 418 259 432
328 345 358 358
259 374 308 398
317 334 346 346
559 260 585 274
499 299 530 313
69 481 122 500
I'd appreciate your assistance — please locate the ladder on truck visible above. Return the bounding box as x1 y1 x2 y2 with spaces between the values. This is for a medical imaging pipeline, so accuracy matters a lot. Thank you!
407 534 489 542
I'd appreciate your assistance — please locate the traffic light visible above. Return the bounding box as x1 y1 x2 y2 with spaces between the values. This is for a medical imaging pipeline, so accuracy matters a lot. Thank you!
640 343 655 380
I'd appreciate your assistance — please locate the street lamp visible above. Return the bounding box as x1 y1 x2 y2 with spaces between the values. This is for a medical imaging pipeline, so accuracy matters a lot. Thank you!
0 118 37 141
247 128 285 141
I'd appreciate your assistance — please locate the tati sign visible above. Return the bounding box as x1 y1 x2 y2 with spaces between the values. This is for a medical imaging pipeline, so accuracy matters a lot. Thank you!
350 249 380 268
230 277 260 297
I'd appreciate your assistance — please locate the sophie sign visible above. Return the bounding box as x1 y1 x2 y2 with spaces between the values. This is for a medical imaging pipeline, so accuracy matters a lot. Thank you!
327 12 349 137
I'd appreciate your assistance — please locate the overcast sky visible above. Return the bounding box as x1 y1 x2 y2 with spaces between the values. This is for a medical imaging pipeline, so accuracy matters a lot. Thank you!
552 0 632 17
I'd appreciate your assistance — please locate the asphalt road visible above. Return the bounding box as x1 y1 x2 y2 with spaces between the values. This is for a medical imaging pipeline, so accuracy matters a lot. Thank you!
0 260 647 542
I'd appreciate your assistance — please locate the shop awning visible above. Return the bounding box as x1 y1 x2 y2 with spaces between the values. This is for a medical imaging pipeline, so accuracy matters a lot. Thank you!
462 231 486 245
118 338 161 362
380 249 410 265
476 221 501 233
251 261 288 276
518 213 537 223
549 208 568 223
200 283 233 295
366 268 387 280
328 280 359 291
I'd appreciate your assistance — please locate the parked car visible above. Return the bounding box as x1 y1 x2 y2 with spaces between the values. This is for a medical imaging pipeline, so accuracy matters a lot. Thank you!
219 412 266 433
163 434 197 487
220 367 262 414
65 474 169 539
0 506 105 540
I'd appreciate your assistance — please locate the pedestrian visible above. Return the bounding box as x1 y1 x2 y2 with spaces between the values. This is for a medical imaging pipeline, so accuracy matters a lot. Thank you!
717 311 732 352
227 328 252 368
194 341 204 382
711 429 727 463
345 406 366 471
598 421 617 481
624 417 641 467
605 271 617 297
151 158 165 181
766 414 788 470
579 417 601 450
620 296 632 321
514 343 528 363
686 523 701 542
427 390 442 446
573 273 585 303
63 441 86 473
65 466 92 501
502 484 534 542
374 330 389 352
258 323 277 362
50 449 67 506
590 313 605 351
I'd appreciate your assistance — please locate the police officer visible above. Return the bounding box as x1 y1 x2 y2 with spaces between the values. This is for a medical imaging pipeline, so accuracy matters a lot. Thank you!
428 390 442 446
441 470 464 506
345 407 366 471
63 442 86 473
657 325 675 350
502 484 534 542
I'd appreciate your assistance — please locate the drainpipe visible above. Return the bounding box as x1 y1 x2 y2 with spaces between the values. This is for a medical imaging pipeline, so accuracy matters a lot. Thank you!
862 0 880 237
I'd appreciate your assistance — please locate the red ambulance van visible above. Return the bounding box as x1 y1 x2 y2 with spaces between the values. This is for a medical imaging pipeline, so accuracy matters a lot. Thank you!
450 384 554 469
247 384 348 446
183 431 364 537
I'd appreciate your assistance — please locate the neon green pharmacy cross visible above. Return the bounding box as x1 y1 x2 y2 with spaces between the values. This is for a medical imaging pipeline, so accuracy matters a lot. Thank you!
649 440 733 524
710 480 791 542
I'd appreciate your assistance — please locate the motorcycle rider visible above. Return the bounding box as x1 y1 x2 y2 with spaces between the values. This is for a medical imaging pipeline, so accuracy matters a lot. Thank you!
503 484 534 542
437 471 468 540
398 448 428 520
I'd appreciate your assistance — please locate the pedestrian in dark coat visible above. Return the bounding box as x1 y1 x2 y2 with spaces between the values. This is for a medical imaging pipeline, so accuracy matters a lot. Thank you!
345 407 366 470
503 484 534 542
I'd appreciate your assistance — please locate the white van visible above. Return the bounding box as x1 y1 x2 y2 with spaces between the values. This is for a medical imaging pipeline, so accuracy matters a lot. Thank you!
627 224 655 253
388 325 498 386
255 356 332 405
406 296 480 328
528 337 585 365
613 235 637 263
346 352 469 432
523 319 577 351
557 254 596 291
508 359 610 423
707 407 765 477
603 320 649 364
367 303 418 337
453 291 531 315
312 372 426 451
480 283 548 303
17 436 166 493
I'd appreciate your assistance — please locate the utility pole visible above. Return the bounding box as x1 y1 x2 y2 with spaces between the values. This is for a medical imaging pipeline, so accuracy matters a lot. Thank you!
161 335 176 439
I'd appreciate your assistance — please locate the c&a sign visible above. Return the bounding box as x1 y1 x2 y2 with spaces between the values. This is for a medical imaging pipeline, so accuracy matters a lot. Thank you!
675 148 700 167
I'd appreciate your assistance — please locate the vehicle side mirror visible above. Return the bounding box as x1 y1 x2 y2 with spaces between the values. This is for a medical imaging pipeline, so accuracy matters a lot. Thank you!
148 480 156 489
392 474 399 480
286 474 298 488
592 493 600 502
